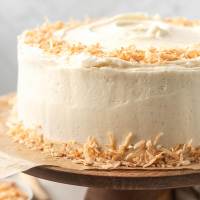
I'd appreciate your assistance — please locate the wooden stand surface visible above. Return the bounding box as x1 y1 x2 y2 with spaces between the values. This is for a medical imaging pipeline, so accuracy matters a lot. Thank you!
25 166 200 199
25 166 200 190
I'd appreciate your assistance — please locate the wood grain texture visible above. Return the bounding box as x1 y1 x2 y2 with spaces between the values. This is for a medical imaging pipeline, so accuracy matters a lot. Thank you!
25 166 200 190
84 188 173 200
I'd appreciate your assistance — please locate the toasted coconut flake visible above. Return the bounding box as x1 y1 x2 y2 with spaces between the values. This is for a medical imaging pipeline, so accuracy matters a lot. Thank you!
23 18 200 65
7 122 200 169
165 17 200 27
119 132 133 152
153 132 164 145
143 152 164 168
107 132 117 150
0 182 28 200
125 152 136 162
134 140 146 150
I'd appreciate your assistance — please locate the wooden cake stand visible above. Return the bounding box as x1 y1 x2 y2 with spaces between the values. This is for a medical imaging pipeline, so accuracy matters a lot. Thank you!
25 166 200 200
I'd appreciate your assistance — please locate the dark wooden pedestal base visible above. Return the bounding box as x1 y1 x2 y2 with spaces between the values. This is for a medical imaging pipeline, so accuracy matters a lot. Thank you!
84 188 173 200
84 187 200 200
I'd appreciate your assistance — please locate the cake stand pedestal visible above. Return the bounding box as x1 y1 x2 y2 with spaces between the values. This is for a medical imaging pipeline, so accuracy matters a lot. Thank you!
25 166 200 200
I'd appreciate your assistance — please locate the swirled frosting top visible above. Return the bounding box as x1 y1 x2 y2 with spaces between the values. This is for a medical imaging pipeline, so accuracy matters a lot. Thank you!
58 13 200 50
21 13 200 66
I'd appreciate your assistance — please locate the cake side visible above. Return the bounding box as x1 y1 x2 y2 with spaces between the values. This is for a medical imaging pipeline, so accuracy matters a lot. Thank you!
17 50 200 146
16 13 200 149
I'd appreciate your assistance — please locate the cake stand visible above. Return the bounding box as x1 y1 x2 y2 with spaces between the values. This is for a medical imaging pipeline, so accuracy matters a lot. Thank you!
25 166 200 200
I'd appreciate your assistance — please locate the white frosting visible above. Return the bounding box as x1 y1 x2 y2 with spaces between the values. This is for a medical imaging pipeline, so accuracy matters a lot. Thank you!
57 13 200 50
17 14 200 146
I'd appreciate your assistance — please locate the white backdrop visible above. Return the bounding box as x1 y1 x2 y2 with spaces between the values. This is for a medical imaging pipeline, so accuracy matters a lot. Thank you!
1 0 200 199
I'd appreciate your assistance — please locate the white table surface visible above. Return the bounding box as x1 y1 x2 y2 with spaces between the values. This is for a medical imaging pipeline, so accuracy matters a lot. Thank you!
39 178 87 200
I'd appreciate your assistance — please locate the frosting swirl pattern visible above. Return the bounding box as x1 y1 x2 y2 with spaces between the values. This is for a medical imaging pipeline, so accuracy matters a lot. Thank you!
59 13 200 50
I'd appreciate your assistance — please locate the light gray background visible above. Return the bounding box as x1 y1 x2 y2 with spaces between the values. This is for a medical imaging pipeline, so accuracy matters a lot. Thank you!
1 0 200 199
